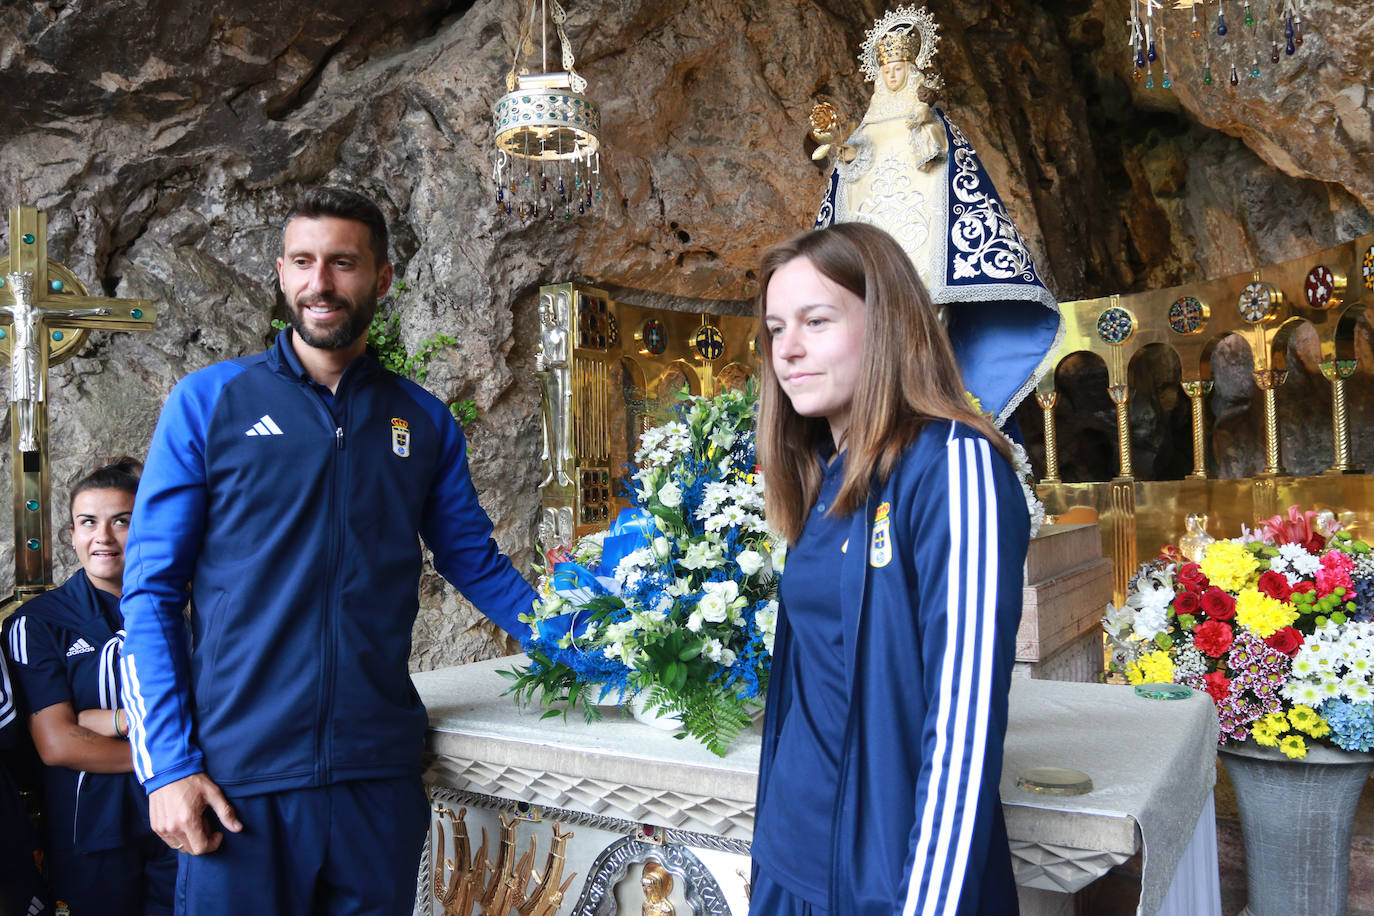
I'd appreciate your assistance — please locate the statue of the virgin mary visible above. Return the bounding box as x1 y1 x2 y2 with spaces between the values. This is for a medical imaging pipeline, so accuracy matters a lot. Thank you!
813 5 1062 428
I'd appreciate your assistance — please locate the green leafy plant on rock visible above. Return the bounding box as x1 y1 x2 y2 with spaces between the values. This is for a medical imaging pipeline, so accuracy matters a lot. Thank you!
272 279 476 422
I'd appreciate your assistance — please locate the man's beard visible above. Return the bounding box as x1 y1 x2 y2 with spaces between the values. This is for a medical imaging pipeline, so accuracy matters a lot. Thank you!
288 291 377 350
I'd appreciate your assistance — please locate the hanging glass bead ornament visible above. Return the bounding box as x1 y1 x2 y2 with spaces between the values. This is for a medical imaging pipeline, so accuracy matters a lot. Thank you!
1146 71 1155 88
1271 42 1280 63
1229 62 1239 85
1250 57 1260 78
1190 0 1201 39
1217 1 1229 36
1204 64 1214 85
491 0 604 222
1244 1 1254 26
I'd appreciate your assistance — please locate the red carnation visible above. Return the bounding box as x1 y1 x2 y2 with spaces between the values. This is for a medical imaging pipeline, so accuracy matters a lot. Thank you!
1177 562 1209 592
1265 626 1304 658
1257 570 1293 602
1290 581 1317 596
1202 671 1231 704
1193 619 1235 657
1173 592 1200 616
1303 534 1326 555
1200 587 1237 621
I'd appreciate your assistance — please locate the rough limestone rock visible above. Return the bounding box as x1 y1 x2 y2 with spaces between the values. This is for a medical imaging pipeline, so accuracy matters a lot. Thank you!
0 0 1370 668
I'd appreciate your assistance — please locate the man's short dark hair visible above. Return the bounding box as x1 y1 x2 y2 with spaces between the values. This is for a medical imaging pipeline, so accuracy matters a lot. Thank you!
283 187 389 266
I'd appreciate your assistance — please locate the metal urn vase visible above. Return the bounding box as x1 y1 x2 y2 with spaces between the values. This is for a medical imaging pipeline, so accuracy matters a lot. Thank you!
1219 741 1373 916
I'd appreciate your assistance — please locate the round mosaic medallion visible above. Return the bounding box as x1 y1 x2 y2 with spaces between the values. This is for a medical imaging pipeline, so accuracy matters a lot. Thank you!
1238 281 1279 323
639 319 667 356
693 325 725 361
1167 296 1208 335
1363 248 1374 292
1096 306 1136 345
1304 265 1340 310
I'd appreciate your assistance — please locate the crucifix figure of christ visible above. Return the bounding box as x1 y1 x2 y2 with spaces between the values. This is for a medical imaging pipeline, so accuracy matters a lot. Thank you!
0 205 156 615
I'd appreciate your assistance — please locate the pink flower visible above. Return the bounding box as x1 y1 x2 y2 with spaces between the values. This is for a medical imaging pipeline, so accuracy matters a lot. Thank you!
1262 505 1322 549
1316 551 1355 598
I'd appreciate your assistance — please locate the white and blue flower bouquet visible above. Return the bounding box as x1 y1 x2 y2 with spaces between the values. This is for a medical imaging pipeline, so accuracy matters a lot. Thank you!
503 382 783 756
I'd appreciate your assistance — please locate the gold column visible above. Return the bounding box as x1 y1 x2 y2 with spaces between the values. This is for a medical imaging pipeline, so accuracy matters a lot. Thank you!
1321 359 1362 474
1108 384 1133 480
1180 380 1213 479
1253 370 1287 477
1035 390 1060 484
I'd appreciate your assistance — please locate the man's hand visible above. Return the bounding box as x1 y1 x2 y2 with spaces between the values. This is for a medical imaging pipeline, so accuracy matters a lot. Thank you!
149 772 244 855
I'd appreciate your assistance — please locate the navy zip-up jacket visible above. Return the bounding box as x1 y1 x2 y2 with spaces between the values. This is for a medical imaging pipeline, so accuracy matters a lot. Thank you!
6 571 151 853
120 330 538 796
756 421 1028 915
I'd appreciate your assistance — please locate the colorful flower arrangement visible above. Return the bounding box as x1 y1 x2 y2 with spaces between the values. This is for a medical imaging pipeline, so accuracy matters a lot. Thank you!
1103 506 1374 759
503 383 782 756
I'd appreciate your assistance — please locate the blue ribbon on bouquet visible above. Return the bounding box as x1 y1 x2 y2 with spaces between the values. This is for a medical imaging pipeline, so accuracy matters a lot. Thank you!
550 507 657 595
535 508 658 647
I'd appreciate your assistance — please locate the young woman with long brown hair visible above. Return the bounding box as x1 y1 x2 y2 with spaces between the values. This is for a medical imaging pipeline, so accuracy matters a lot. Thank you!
749 222 1030 915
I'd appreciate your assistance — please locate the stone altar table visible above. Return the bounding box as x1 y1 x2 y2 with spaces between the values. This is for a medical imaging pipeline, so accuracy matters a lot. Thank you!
414 659 1220 916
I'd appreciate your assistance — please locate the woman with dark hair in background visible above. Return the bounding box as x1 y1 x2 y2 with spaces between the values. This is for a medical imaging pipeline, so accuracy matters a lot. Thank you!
4 459 175 916
749 223 1030 915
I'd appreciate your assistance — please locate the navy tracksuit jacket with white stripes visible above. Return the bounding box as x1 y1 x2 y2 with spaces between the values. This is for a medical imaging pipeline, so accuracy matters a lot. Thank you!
755 421 1029 915
120 330 539 796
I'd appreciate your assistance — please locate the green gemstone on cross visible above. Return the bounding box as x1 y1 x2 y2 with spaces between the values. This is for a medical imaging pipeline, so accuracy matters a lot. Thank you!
26 539 39 550
50 280 63 291
51 330 63 341
25 500 38 511
21 233 35 244
131 308 143 319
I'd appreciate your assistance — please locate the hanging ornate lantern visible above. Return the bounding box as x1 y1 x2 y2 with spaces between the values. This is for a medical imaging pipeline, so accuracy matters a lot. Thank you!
492 0 602 222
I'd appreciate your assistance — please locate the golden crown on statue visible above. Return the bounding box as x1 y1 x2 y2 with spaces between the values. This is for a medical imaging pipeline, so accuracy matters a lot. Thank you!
875 32 919 65
858 5 942 82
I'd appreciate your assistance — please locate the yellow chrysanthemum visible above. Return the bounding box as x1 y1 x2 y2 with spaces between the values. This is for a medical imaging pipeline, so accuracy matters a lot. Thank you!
1126 650 1176 686
1235 587 1299 638
1250 714 1283 746
1288 705 1331 738
1279 734 1308 759
1198 539 1261 592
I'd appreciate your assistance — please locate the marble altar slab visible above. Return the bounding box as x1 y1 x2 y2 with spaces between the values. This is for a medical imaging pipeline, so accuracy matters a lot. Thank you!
416 658 1220 916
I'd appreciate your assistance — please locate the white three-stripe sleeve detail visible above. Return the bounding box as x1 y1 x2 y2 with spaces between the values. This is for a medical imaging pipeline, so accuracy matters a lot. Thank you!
903 437 968 916
0 653 15 729
8 617 27 666
121 655 155 781
906 437 999 916
942 439 1001 909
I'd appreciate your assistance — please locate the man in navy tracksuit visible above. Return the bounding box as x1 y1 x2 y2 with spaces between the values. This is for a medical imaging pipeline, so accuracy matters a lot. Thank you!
120 187 541 913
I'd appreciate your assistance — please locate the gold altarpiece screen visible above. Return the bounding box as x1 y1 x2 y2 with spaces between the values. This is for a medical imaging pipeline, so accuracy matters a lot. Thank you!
1037 230 1374 603
536 283 757 552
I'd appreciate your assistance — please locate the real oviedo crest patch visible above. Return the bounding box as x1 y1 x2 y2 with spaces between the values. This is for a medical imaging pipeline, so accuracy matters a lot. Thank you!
870 500 892 568
391 418 410 458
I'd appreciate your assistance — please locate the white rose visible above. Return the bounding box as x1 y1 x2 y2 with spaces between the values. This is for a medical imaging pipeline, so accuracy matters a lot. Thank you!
698 592 729 624
659 481 683 508
736 549 767 576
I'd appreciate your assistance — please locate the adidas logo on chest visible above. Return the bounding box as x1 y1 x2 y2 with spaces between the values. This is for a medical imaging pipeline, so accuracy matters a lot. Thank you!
244 414 285 437
66 638 95 657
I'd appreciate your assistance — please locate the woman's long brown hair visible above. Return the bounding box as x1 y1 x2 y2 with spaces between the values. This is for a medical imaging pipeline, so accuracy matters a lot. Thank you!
755 222 1010 542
